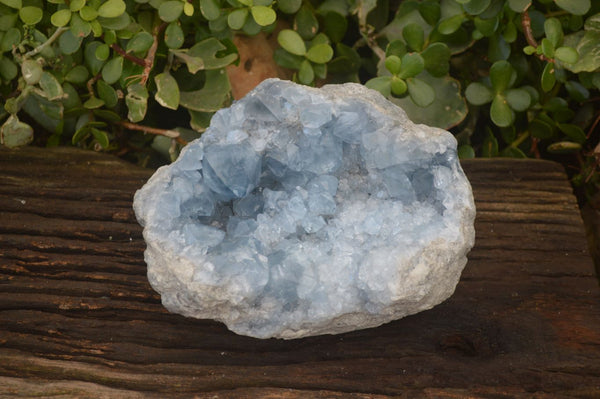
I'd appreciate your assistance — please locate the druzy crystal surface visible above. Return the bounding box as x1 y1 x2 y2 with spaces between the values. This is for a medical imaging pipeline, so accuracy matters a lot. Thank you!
133 79 476 339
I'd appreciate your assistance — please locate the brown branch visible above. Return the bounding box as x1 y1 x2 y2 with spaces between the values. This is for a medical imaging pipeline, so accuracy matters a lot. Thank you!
118 121 188 145
140 23 168 85
521 5 552 62
86 73 102 98
110 44 146 67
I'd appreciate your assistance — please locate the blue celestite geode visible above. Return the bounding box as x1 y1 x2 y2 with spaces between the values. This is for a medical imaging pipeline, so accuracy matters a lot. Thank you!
133 79 476 339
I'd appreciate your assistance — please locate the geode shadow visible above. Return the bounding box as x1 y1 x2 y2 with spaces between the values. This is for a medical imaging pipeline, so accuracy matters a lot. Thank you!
133 79 476 339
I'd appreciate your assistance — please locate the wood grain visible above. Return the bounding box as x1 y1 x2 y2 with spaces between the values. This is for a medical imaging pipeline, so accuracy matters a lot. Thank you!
1 147 599 398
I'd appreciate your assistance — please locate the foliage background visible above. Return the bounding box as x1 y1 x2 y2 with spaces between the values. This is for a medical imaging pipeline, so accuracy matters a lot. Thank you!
0 0 599 200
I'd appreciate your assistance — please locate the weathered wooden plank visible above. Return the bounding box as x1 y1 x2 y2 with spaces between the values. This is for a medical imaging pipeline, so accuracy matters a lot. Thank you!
0 147 599 398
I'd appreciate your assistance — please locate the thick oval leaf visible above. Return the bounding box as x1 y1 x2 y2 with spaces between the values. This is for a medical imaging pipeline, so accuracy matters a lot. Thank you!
481 129 498 157
507 0 530 12
305 43 333 64
278 0 301 14
294 5 319 40
458 144 475 159
1 116 33 148
298 59 314 84
402 23 424 51
397 53 424 79
39 71 64 100
79 6 98 21
540 62 556 92
365 76 392 97
407 77 434 107
95 43 110 61
490 95 514 127
251 5 275 26
0 56 17 81
183 37 238 70
463 0 491 15
101 56 123 84
555 46 579 64
200 0 221 20
83 96 105 109
97 13 130 30
19 6 43 25
126 83 149 123
418 0 441 26
154 72 180 110
385 55 402 75
273 48 304 69
422 42 450 76
21 59 43 85
242 13 262 35
474 15 498 37
322 11 347 43
505 88 531 111
179 69 231 112
565 80 589 101
390 76 407 96
91 128 110 148
58 29 83 54
489 60 513 93
227 8 248 30
97 79 118 108
0 0 21 9
70 0 85 12
183 1 194 16
544 18 563 47
159 1 184 22
277 29 306 56
555 0 590 16
558 123 586 144
127 31 154 53
51 9 72 27
465 82 493 105
165 22 184 49
437 14 465 35
529 116 555 139
70 13 92 37
98 0 126 18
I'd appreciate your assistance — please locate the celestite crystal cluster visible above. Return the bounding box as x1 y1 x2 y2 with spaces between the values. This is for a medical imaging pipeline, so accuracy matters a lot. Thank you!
133 79 476 339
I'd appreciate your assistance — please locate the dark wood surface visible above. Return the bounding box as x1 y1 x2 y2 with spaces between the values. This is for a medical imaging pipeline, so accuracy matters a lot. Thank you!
1 146 599 398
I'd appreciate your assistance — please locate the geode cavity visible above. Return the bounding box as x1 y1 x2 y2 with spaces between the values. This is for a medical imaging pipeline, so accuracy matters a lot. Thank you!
133 79 476 339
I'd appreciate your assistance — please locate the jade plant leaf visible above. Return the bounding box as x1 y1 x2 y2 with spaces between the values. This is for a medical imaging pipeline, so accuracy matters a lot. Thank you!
179 69 231 112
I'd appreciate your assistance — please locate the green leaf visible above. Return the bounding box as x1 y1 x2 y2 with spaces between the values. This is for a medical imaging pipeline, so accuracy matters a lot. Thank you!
306 43 333 64
562 31 600 73
507 0 530 12
101 56 123 84
390 76 407 96
0 0 21 9
490 95 514 127
179 69 231 112
505 88 531 112
183 1 194 16
79 6 98 21
458 144 475 159
154 72 180 110
322 11 347 43
95 43 110 61
0 13 19 31
547 141 581 154
474 15 499 37
365 76 392 97
463 0 491 15
465 82 493 105
354 0 377 27
70 0 85 11
97 13 130 30
91 128 109 148
97 79 118 108
544 18 563 48
565 80 589 101
529 116 555 139
278 0 301 14
385 40 407 58
489 60 513 93
385 55 402 75
227 8 248 30
298 59 314 84
541 62 556 92
555 47 579 64
421 42 450 77
21 59 43 85
273 48 304 69
19 6 42 25
555 0 590 16
488 33 510 62
481 129 498 157
503 21 517 43
438 14 465 35
402 23 424 51
181 37 238 70
278 29 306 56
70 13 92 38
51 9 72 27
407 77 434 107
242 12 261 34
159 1 184 22
418 0 441 26
541 38 555 59
0 56 17 81
126 83 148 122
294 5 318 40
1 116 33 148
397 53 424 79
558 123 586 144
200 0 221 20
165 22 184 49
39 72 64 100
98 0 126 18
501 146 526 158
83 97 104 110
251 5 275 26
127 31 154 53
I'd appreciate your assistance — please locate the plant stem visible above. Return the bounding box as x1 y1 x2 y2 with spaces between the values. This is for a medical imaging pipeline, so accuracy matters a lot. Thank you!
140 23 167 85
512 130 530 148
118 121 188 145
110 44 146 67
521 5 552 62
23 27 68 58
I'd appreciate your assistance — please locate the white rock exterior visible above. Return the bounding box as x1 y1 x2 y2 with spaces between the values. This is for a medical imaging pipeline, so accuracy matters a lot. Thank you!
133 79 476 339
